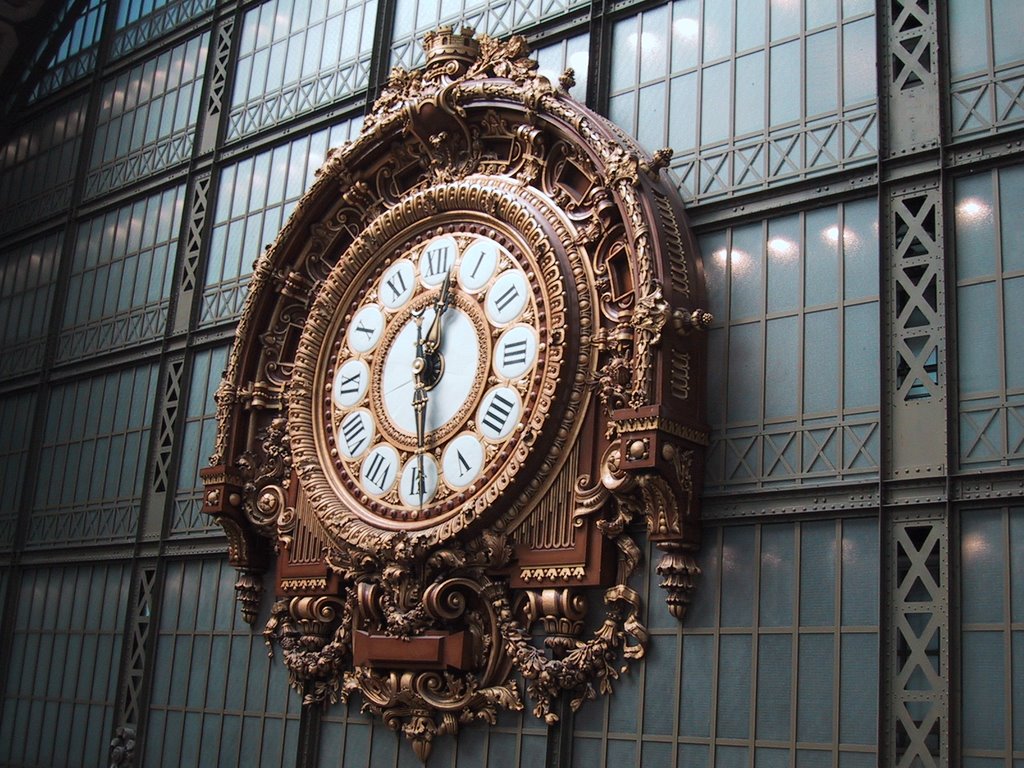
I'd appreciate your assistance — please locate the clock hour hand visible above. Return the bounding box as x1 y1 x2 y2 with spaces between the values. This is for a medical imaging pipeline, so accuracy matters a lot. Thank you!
424 268 453 356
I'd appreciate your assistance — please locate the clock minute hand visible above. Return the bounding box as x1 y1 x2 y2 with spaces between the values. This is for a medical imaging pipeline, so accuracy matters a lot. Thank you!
411 309 428 505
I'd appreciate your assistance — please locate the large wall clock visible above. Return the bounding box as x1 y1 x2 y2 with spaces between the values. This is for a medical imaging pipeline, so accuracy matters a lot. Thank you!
202 27 710 761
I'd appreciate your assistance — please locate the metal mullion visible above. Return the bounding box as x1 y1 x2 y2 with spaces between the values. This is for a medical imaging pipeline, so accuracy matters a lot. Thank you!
1002 505 1013 765
991 169 1008 461
836 202 849 476
789 521 800 768
747 523 762 767
708 525 723 767
831 518 841 762
758 219 769 482
794 211 807 478
627 541 653 767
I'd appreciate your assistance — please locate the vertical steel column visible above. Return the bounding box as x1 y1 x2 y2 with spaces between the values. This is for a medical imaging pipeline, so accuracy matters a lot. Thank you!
878 1 951 766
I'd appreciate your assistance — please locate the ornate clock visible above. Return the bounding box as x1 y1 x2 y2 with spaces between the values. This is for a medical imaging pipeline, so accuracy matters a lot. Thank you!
202 27 710 761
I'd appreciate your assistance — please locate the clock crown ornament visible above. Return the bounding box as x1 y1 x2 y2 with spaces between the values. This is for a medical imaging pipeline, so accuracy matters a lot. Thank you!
202 26 709 762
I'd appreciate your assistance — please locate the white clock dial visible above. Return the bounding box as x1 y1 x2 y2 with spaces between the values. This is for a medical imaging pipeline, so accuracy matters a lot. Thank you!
333 358 369 408
338 409 375 459
381 307 481 435
442 433 485 488
360 443 399 496
493 324 537 380
477 386 521 441
399 454 439 507
419 236 457 285
380 259 416 309
458 238 499 292
485 270 529 325
347 304 385 353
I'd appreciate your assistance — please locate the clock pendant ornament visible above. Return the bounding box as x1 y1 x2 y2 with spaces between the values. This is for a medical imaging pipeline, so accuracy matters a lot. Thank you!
202 27 710 761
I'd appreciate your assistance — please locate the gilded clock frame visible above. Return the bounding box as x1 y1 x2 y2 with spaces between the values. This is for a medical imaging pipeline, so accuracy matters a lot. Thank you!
201 27 710 762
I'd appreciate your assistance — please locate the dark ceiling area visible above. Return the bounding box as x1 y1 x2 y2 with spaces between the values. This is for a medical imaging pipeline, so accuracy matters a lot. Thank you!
0 0 76 130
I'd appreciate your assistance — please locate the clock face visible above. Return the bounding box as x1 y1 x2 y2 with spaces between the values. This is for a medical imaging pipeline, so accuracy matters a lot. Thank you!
318 227 546 526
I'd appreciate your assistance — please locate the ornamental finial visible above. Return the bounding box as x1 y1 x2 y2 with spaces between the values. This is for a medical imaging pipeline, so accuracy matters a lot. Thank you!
423 25 480 66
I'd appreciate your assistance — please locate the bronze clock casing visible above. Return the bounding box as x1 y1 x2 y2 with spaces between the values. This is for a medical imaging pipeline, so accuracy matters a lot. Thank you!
201 27 710 762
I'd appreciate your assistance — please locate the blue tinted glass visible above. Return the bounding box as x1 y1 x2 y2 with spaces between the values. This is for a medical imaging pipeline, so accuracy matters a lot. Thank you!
842 18 875 105
730 225 765 318
672 0 701 69
962 630 1006 749
767 214 801 313
805 208 839 306
956 173 997 281
962 509 1006 623
765 315 799 419
669 72 699 150
643 634 679 733
1012 508 1024 623
770 40 800 125
797 634 834 742
842 198 879 300
839 633 877 743
843 302 879 410
760 523 795 627
680 634 714 736
804 309 839 414
801 521 836 625
735 51 766 135
727 322 764 423
806 29 838 115
701 62 732 145
1005 277 1024 391
948 0 989 77
736 0 765 51
756 634 792 739
640 5 670 82
702 0 733 61
999 165 1024 273
722 526 757 626
717 635 752 738
958 282 1000 396
841 518 879 625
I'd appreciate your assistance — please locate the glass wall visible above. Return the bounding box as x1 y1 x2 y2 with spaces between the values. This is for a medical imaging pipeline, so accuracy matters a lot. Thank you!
955 164 1024 470
200 119 359 326
702 198 880 491
226 0 375 141
27 365 159 548
960 505 1024 765
145 559 300 765
572 521 879 765
0 232 62 380
0 97 88 236
59 185 186 362
608 0 877 202
948 0 1024 140
84 32 208 198
0 564 131 767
